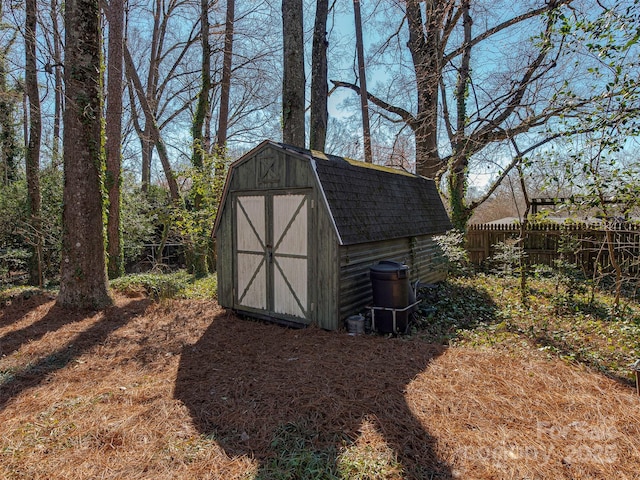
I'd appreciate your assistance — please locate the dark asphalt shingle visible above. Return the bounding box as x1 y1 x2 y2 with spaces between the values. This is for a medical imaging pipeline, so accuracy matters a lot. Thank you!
278 143 452 245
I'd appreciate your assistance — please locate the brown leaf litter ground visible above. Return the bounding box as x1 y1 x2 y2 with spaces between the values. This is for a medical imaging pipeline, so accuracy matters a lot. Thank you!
1 292 639 479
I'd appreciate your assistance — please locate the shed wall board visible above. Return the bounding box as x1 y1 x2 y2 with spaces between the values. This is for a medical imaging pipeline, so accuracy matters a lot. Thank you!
228 153 316 321
216 203 233 307
229 148 314 192
337 235 447 320
313 203 340 329
410 236 448 284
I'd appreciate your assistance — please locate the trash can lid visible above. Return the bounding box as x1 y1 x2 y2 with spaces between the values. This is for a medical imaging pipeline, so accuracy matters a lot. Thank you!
370 261 409 280
370 261 408 273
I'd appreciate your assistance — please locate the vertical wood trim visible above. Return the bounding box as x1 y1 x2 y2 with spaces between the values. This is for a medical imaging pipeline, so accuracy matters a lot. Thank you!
310 159 343 244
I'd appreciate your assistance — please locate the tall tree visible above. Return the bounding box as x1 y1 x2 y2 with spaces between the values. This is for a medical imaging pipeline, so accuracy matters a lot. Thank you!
49 0 64 164
0 19 19 185
57 0 112 308
215 0 235 154
187 0 212 277
192 0 211 173
403 0 443 179
106 0 125 279
124 0 200 193
25 0 43 286
282 0 305 146
447 0 472 228
352 0 372 163
140 0 164 191
309 0 328 151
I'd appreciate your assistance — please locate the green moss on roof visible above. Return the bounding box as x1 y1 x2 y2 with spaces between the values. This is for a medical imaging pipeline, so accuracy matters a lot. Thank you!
310 148 416 178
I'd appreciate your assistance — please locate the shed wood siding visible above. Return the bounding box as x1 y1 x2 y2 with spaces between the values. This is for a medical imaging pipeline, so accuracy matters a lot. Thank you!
216 199 233 308
314 199 340 330
338 236 447 320
229 152 317 324
214 141 452 330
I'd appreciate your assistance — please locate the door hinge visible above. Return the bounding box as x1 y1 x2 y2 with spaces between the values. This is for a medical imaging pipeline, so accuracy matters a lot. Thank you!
311 199 315 209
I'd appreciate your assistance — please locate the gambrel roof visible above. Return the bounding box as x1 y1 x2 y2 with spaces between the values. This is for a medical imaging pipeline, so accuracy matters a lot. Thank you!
276 142 451 245
214 141 452 246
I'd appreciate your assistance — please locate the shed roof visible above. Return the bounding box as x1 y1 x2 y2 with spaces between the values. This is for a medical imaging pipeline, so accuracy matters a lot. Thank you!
215 141 452 245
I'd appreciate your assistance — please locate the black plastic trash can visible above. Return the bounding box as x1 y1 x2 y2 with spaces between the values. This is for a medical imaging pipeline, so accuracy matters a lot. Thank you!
369 261 411 333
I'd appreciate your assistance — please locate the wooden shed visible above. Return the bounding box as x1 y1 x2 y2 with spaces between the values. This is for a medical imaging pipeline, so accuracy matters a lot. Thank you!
213 140 452 330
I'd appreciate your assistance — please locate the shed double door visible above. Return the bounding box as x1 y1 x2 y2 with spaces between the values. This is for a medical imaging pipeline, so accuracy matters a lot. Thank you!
234 191 310 322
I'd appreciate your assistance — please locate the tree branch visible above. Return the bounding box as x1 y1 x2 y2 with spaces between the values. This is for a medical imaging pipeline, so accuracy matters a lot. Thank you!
330 79 416 126
123 42 180 201
443 0 573 64
467 128 583 212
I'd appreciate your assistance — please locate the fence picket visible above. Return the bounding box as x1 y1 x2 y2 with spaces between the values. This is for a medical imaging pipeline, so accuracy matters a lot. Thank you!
466 222 640 274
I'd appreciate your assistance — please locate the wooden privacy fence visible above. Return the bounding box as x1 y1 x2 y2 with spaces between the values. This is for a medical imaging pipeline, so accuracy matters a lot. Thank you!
466 222 640 274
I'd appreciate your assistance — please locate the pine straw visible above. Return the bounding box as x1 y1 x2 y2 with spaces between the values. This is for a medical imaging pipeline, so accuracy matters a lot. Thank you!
1 293 639 479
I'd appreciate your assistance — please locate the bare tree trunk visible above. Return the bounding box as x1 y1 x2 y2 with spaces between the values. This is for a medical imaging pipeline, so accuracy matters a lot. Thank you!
447 0 472 229
57 0 112 309
310 0 328 152
353 0 372 163
210 0 236 274
282 0 305 147
106 0 124 279
192 0 210 173
0 55 14 185
125 73 149 191
51 0 63 165
141 129 152 192
141 0 159 193
516 162 531 305
216 0 235 154
405 0 442 178
187 0 212 277
25 0 43 287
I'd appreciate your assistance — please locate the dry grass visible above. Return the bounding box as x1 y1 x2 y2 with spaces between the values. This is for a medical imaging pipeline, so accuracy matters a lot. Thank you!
1 292 639 479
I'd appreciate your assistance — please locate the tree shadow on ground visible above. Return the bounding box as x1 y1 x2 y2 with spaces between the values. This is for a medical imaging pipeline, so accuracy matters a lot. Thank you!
0 297 150 413
0 292 56 330
0 301 90 358
175 313 453 479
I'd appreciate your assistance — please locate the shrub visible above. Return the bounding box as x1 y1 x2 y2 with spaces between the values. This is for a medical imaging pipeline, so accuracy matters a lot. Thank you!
434 229 473 277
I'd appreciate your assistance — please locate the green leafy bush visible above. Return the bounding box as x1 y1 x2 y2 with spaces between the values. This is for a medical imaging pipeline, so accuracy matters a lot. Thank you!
434 229 473 277
121 179 169 267
489 238 526 277
110 270 216 299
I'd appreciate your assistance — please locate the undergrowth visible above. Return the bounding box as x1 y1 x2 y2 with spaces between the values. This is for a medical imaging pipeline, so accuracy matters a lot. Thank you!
0 286 55 306
256 421 340 480
414 274 640 384
1 271 217 303
109 271 217 300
